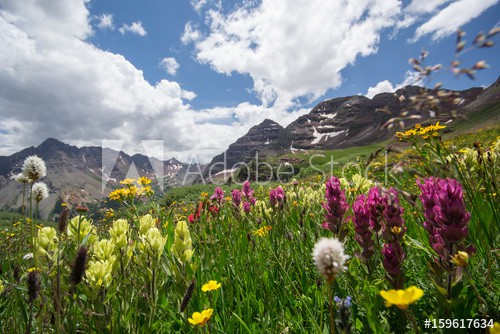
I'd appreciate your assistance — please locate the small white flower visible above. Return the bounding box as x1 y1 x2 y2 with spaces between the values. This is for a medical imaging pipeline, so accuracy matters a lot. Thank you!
22 155 47 181
312 237 349 282
23 253 34 260
31 182 49 202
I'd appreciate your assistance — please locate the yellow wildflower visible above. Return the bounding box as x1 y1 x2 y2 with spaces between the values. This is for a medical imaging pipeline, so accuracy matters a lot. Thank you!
28 267 42 273
86 260 113 291
120 178 135 185
188 309 214 327
108 188 125 201
451 251 469 267
202 280 221 292
137 176 152 186
380 286 424 310
253 226 272 237
490 322 500 334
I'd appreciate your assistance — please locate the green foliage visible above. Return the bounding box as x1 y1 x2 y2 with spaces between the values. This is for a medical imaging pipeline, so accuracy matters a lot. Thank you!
1 109 499 334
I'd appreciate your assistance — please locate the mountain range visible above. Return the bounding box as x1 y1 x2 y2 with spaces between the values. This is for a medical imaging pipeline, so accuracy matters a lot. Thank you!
201 77 500 180
0 139 189 218
1 76 499 218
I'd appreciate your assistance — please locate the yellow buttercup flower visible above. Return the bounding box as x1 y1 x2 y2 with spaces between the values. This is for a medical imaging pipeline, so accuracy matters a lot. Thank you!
188 309 213 327
380 286 424 310
490 322 500 334
202 280 221 292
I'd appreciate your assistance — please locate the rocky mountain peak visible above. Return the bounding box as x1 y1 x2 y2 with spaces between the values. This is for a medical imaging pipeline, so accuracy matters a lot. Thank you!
0 138 189 218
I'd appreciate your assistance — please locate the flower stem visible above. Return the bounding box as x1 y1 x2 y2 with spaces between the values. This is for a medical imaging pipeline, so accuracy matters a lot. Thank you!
329 282 336 334
404 309 421 334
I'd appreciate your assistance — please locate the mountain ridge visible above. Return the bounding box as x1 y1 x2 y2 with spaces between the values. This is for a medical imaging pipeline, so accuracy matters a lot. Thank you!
200 80 499 182
0 138 189 218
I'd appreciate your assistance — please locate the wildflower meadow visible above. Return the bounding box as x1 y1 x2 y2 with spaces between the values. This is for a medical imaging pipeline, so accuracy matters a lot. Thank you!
1 29 499 334
0 120 499 333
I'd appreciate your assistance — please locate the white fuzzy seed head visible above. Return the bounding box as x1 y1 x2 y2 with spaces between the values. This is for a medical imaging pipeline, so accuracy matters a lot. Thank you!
31 182 49 202
15 173 31 183
312 237 349 283
22 155 47 181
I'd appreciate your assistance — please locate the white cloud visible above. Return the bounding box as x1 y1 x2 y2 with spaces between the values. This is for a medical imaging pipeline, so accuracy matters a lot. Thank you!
119 21 147 36
182 0 402 109
405 0 452 14
181 22 201 44
412 0 499 41
0 0 92 45
0 0 308 163
160 57 180 76
365 70 424 98
97 13 114 30
190 0 208 12
365 80 396 99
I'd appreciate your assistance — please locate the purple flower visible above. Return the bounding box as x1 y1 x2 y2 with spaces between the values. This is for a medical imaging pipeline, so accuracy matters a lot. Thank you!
352 194 374 259
418 177 471 248
242 201 251 213
334 296 352 308
231 189 242 209
417 177 439 234
242 181 254 199
269 186 285 208
432 179 470 243
382 242 405 288
322 177 349 237
366 186 385 232
210 187 225 203
381 188 406 242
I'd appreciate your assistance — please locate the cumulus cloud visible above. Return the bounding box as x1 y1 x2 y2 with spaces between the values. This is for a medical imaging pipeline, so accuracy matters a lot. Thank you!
182 0 402 109
0 1 208 161
0 0 308 162
0 0 497 163
119 21 147 36
365 80 396 99
365 71 424 98
160 57 180 76
412 0 499 41
96 13 114 30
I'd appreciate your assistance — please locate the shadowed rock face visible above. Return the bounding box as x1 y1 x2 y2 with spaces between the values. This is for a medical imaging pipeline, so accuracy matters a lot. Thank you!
204 119 286 177
0 138 188 218
201 83 489 178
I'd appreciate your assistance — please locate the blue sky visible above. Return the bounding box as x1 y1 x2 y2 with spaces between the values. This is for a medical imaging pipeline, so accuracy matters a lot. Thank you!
0 0 499 162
